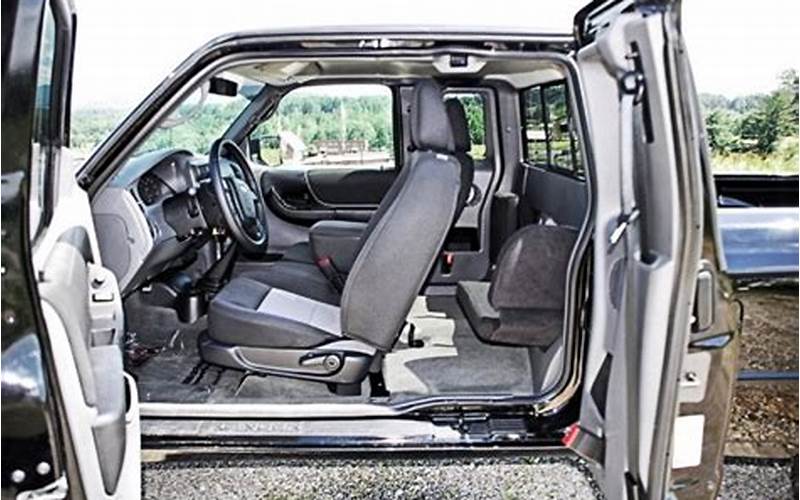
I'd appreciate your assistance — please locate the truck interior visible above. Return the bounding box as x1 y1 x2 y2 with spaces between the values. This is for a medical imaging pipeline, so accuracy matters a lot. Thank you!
75 52 593 416
86 54 593 414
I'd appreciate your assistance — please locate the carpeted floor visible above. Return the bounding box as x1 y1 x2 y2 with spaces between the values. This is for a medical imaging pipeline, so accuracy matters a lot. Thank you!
125 294 535 405
384 296 534 399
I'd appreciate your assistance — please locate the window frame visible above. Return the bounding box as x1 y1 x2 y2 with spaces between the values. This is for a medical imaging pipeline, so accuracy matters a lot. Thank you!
520 79 585 181
29 0 75 239
248 81 400 171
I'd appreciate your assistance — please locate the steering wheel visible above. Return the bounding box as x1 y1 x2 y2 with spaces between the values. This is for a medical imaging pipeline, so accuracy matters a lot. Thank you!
208 138 269 253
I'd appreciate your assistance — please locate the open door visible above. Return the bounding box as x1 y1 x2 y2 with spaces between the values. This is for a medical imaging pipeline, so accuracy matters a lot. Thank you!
568 1 740 499
1 0 141 498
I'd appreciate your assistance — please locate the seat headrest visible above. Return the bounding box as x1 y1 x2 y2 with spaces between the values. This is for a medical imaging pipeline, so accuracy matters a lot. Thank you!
410 81 455 153
445 98 471 153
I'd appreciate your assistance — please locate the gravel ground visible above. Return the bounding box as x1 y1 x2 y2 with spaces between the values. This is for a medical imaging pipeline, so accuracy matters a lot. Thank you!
737 284 798 372
728 284 799 459
142 454 604 500
142 454 799 499
718 458 797 500
726 381 798 458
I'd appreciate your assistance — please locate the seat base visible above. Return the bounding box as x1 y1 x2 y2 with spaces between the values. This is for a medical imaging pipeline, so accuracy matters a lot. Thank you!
198 332 375 385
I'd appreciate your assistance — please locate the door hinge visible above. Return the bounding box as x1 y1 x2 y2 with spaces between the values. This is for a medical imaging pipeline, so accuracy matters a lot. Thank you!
15 474 67 500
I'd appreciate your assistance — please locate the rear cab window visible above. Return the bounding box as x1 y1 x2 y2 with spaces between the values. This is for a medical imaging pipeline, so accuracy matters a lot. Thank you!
249 84 396 170
521 81 584 179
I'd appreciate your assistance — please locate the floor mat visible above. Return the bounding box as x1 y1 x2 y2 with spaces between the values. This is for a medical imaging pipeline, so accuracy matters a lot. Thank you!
129 319 244 403
383 296 534 399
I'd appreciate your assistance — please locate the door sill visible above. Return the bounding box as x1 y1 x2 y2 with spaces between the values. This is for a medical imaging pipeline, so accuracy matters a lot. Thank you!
139 393 539 420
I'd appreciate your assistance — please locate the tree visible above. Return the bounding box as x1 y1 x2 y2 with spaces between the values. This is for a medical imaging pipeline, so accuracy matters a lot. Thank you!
705 109 739 154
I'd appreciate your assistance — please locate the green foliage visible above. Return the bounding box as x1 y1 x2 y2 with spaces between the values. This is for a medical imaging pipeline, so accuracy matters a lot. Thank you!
458 95 486 150
252 94 395 153
701 69 799 173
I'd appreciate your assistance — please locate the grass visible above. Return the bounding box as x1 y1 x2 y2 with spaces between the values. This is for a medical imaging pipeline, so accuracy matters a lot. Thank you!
712 137 799 175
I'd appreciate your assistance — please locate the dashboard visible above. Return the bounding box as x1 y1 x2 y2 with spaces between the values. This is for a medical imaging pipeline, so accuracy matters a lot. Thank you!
92 149 217 293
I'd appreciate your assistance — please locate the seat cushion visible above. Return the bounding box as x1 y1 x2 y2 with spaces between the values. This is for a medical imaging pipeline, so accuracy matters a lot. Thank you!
456 281 500 341
237 261 340 306
281 241 314 264
208 277 342 348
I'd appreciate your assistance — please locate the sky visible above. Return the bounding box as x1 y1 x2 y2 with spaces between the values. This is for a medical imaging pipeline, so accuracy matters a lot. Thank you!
71 0 799 110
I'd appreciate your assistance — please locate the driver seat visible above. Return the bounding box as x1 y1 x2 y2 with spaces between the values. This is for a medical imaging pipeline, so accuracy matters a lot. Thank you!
200 81 462 390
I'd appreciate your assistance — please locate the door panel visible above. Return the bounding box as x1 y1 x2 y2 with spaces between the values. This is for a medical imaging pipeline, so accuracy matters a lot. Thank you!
572 2 710 499
307 168 395 206
523 166 588 228
37 218 140 495
261 167 393 226
32 147 141 498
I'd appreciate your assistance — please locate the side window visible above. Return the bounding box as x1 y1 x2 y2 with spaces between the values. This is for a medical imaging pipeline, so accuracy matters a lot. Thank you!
521 81 584 179
445 92 487 161
30 3 58 235
249 84 395 170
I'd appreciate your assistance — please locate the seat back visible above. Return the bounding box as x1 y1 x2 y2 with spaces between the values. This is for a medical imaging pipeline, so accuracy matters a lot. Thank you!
347 90 475 259
488 224 578 346
341 81 462 350
445 97 475 220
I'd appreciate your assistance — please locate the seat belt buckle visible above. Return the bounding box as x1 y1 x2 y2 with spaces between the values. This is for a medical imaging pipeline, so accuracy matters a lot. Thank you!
441 251 455 274
316 255 346 293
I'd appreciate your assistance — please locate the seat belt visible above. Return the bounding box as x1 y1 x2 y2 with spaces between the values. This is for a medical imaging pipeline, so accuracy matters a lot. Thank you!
610 70 644 249
616 68 647 498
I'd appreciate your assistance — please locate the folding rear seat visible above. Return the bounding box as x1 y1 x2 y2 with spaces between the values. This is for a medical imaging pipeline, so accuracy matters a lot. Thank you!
456 224 577 347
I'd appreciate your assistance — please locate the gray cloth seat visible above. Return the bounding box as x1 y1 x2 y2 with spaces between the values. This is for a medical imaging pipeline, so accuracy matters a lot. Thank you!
275 97 475 269
457 224 578 347
202 81 464 387
237 260 340 306
208 276 342 348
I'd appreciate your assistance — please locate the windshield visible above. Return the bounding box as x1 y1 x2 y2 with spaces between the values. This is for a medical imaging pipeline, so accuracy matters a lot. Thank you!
71 72 261 162
131 73 261 157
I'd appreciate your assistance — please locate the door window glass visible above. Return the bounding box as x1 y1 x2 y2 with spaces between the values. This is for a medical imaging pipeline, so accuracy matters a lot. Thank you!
250 84 395 170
